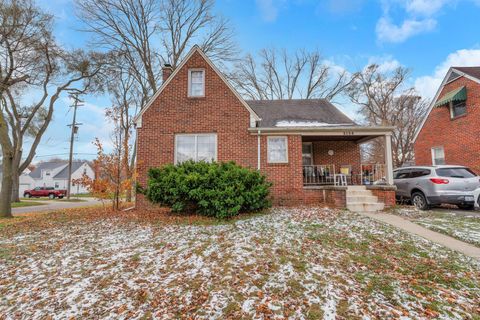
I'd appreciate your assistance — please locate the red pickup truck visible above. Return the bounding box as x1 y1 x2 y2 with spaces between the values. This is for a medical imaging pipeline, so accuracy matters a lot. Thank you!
24 187 66 199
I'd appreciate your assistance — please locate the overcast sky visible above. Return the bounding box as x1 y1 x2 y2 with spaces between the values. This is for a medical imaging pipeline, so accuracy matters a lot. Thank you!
30 0 480 162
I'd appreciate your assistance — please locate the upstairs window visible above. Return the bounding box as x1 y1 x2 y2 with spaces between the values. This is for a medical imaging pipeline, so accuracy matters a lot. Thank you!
451 100 466 118
188 69 205 97
431 147 445 165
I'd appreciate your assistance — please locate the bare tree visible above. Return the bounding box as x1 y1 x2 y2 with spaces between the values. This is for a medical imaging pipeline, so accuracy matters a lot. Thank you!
106 64 140 202
76 0 237 101
348 64 428 167
0 0 106 217
229 48 353 101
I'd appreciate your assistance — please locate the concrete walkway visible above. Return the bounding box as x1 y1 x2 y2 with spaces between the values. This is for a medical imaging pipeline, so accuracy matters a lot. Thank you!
12 198 102 215
360 212 480 260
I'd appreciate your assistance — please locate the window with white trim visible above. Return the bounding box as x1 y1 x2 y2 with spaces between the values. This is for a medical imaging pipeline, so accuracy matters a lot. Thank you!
188 69 205 97
431 147 445 165
450 100 467 118
267 136 288 163
175 134 217 164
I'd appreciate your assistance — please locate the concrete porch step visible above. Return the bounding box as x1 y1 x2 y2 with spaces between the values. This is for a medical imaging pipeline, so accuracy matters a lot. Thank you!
346 195 378 203
346 185 367 191
347 202 385 212
346 190 373 197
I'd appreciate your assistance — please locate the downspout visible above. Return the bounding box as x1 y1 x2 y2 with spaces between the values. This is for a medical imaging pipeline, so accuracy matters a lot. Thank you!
257 129 261 170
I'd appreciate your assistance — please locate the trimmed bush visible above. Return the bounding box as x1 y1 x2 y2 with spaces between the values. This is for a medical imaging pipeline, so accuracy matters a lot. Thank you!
144 161 272 218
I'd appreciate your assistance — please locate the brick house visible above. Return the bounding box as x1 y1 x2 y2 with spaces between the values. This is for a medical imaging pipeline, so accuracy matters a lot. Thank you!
135 46 396 210
414 67 480 173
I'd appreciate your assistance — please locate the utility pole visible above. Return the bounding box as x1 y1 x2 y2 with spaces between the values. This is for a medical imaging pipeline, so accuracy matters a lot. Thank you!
67 92 83 200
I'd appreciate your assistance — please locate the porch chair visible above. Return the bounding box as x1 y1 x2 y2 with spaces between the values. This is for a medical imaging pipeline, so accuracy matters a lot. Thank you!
335 165 352 186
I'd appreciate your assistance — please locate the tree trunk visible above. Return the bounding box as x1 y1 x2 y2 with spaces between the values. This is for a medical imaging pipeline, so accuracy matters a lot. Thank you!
0 157 14 218
10 170 20 203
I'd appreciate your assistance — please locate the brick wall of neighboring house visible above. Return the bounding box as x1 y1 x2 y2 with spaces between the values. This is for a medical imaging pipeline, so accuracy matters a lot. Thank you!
311 141 361 175
415 76 480 174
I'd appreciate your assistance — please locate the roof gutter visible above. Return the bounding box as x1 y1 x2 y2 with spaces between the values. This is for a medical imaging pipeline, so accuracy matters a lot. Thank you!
248 126 395 135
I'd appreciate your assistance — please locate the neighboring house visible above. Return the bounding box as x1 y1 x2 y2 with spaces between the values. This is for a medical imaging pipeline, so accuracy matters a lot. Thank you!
25 161 94 195
0 167 34 196
135 45 396 209
414 67 480 173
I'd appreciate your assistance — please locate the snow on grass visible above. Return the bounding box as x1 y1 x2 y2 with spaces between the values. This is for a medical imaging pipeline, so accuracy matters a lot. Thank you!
0 207 479 319
391 206 480 247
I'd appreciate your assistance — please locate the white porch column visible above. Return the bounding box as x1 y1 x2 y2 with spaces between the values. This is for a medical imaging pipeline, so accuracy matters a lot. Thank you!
384 133 394 185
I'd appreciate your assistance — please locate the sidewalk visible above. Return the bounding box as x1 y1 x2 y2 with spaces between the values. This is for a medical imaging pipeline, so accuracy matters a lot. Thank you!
360 212 480 260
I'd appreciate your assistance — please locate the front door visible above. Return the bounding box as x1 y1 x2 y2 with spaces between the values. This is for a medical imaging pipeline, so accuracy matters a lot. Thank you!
302 142 313 166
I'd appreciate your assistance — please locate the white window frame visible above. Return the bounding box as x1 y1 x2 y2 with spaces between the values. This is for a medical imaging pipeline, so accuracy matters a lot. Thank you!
267 136 289 164
449 100 467 119
188 68 205 97
174 133 217 164
431 146 445 165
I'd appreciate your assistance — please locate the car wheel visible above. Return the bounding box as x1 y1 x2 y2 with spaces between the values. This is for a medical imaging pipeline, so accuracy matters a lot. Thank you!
458 204 475 210
48 193 55 200
59 196 64 199
412 192 429 210
24 193 31 198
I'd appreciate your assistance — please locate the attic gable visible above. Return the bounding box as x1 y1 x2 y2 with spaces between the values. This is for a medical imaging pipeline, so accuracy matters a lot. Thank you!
134 45 260 127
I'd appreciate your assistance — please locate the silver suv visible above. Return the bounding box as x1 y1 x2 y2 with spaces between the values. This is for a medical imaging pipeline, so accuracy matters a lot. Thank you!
393 165 480 210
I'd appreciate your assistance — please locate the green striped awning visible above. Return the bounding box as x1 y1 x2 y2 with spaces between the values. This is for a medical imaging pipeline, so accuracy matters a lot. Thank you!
434 86 467 107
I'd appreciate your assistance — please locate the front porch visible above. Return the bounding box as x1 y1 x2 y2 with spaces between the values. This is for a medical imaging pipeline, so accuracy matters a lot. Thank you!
300 130 394 187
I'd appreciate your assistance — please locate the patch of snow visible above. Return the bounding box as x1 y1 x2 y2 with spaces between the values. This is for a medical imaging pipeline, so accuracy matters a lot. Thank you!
275 120 353 127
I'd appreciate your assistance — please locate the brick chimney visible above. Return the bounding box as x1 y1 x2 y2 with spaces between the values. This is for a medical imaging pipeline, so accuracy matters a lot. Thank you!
162 64 173 82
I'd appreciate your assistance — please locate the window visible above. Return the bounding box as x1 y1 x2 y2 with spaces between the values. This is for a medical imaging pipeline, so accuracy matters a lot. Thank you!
302 142 313 165
175 134 217 164
267 136 288 163
54 182 59 189
188 69 205 97
410 169 431 178
451 100 466 118
431 147 445 165
393 169 411 179
44 170 50 177
436 167 477 178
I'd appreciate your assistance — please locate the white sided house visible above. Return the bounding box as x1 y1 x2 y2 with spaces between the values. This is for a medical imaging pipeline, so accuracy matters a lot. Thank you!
25 161 94 195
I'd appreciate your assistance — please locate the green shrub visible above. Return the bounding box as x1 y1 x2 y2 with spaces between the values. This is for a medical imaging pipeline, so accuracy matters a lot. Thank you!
144 161 272 218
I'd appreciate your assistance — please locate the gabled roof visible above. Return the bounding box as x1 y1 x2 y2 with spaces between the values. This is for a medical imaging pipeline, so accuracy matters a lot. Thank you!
134 45 260 124
29 161 67 179
413 66 480 142
53 162 85 179
28 161 88 179
452 67 480 81
246 99 356 128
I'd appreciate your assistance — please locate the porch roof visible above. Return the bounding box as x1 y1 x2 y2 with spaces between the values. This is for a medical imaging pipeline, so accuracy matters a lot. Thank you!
248 125 394 143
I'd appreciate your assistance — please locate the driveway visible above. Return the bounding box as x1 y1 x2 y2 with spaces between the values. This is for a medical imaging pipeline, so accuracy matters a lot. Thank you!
12 198 102 215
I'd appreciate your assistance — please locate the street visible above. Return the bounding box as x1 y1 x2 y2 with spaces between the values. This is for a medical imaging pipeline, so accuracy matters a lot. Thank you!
12 198 103 215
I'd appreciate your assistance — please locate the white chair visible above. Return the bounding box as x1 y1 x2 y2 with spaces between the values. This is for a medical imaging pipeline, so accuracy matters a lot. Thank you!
335 173 347 186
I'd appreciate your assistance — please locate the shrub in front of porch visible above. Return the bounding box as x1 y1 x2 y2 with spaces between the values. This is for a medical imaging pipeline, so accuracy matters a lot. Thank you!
144 161 272 218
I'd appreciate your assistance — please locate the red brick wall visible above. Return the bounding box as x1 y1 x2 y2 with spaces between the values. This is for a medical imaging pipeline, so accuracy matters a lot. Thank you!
136 50 311 208
415 76 480 174
369 188 396 208
311 141 361 174
136 49 367 209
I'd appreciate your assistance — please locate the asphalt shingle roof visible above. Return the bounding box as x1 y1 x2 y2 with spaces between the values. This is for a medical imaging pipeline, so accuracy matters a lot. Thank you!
246 99 356 128
53 162 84 179
28 161 85 179
453 67 480 81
